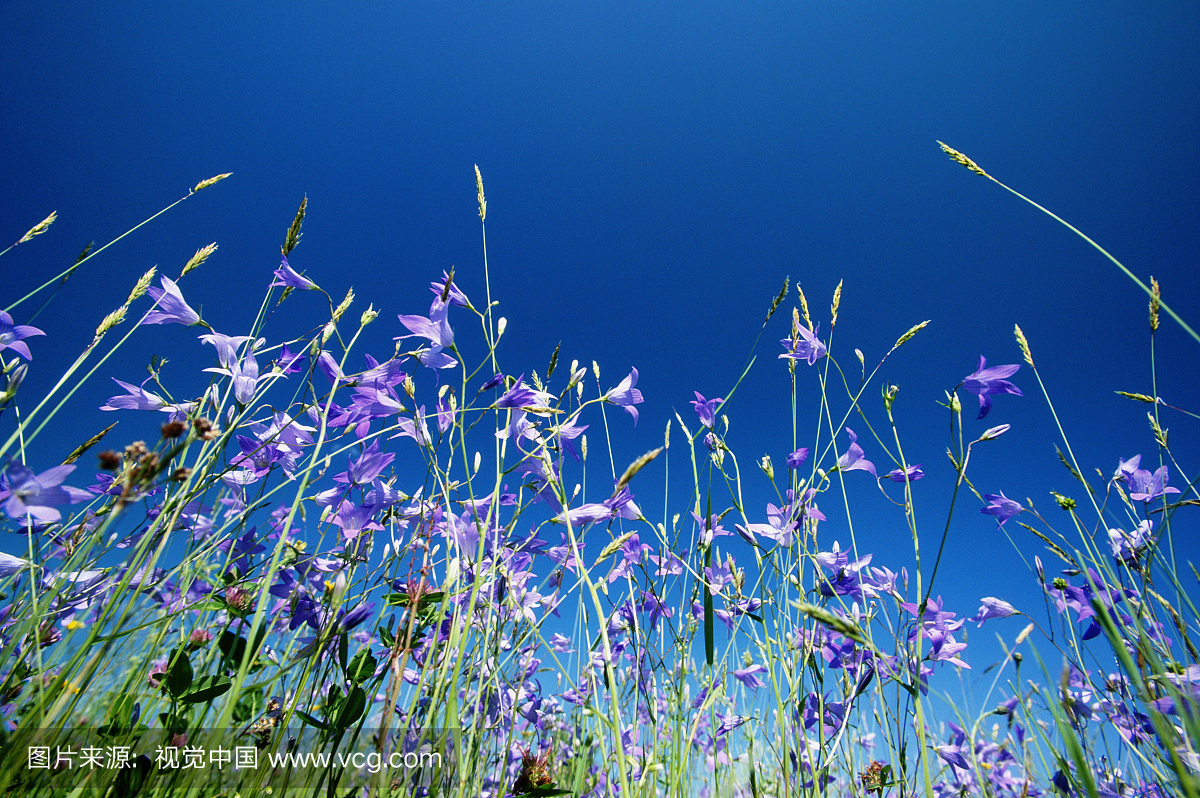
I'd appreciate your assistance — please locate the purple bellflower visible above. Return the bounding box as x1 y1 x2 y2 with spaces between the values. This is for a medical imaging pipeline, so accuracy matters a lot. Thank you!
1115 455 1180 503
981 492 1022 527
0 311 45 360
836 428 877 478
690 392 723 429
143 276 200 326
970 597 1017 626
884 464 924 483
0 462 92 524
1108 520 1155 565
271 255 317 290
605 368 644 425
396 298 456 369
779 323 827 366
962 356 1022 420
733 663 767 690
199 331 253 369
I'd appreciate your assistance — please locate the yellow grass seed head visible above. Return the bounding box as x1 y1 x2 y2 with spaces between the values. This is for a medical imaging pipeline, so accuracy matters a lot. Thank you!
193 173 232 192
937 141 990 178
181 242 217 277
1014 324 1035 368
332 287 355 323
763 274 790 325
830 280 843 327
796 283 813 331
475 165 487 221
95 307 127 337
127 267 158 305
894 320 930 349
283 195 307 256
1149 277 1161 331
19 211 57 243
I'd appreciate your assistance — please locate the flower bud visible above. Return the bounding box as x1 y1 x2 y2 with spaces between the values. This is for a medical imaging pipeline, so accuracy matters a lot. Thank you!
759 455 774 481
980 424 1011 441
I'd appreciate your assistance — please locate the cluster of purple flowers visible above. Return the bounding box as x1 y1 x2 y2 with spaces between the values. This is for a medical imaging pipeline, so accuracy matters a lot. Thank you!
0 253 1190 798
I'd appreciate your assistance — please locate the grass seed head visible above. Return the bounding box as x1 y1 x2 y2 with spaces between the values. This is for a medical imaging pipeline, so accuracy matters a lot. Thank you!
283 195 307 255
796 283 812 331
181 242 217 277
764 274 789 325
1014 324 1034 367
1149 277 1161 331
475 164 487 221
894 320 930 349
332 287 355 323
937 141 990 178
95 307 127 337
19 211 57 243
127 267 158 305
193 173 232 192
831 279 843 326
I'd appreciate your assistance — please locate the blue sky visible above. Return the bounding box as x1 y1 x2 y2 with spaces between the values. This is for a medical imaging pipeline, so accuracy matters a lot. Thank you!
3 1 1200 705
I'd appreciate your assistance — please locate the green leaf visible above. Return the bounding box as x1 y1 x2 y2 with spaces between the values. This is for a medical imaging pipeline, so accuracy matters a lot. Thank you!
181 675 232 705
232 688 264 723
346 649 379 685
165 648 193 699
218 625 267 670
296 710 330 731
333 685 366 731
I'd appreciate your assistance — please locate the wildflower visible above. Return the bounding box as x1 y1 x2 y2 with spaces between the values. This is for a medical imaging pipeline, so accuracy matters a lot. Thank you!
980 492 1022 527
435 390 455 433
605 368 644 425
187 629 213 649
733 663 767 689
736 500 799 548
962 355 1022 420
430 270 470 308
779 323 827 366
275 343 306 375
692 511 733 548
836 428 877 478
883 464 924 482
0 462 92 523
334 440 395 486
0 552 33 578
786 448 809 469
704 558 733 595
0 311 45 360
99 378 167 412
330 500 383 542
690 392 723 429
396 298 456 369
392 406 432 448
932 743 970 770
815 540 873 600
205 350 266 404
970 597 1017 626
142 276 200 326
1115 455 1180 503
1108 520 1155 565
557 485 642 528
271 255 317 290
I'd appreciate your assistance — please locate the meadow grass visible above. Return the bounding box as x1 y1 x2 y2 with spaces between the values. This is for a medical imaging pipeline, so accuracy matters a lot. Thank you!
0 156 1195 798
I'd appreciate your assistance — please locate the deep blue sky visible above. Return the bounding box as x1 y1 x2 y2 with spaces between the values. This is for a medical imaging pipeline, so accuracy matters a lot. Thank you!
3 1 1199 702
